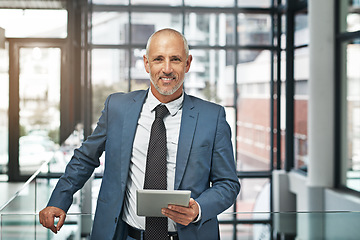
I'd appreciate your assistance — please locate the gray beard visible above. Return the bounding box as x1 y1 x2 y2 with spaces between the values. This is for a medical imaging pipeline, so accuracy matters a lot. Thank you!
150 77 183 96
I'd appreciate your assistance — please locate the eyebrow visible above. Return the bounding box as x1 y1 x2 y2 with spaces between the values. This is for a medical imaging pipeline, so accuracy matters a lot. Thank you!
151 55 183 59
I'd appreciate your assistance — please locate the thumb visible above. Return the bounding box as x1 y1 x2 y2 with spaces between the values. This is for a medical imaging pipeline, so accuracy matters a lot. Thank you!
56 212 66 231
189 198 196 206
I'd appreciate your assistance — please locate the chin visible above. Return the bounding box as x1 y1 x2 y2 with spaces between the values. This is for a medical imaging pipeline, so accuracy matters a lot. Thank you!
159 89 176 96
151 78 183 96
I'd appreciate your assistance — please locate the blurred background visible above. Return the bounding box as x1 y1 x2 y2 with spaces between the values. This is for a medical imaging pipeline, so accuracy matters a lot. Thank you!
0 0 359 239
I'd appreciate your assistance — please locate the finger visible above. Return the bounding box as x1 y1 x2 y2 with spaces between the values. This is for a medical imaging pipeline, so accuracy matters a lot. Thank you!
189 198 196 206
43 214 57 233
39 211 45 226
162 208 192 226
167 204 188 214
50 224 58 234
189 198 199 216
56 213 66 231
45 216 57 233
170 200 199 223
168 198 196 213
162 209 183 224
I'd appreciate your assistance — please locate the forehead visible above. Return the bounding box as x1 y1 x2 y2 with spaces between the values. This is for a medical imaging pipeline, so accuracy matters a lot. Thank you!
148 32 186 57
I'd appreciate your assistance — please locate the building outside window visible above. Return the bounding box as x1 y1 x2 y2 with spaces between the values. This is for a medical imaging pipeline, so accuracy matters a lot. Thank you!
337 0 360 192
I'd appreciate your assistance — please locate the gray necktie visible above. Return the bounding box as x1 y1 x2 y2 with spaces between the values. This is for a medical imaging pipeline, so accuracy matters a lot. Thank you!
144 104 169 240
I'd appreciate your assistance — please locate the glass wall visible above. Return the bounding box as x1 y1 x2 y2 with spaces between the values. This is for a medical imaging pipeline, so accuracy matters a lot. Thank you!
89 1 277 237
18 47 62 175
342 39 360 192
0 9 67 38
294 12 309 172
0 43 9 176
237 50 272 172
337 0 360 192
0 9 73 179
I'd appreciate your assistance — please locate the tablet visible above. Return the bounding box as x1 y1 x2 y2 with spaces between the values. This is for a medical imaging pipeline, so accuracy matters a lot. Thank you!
136 189 191 217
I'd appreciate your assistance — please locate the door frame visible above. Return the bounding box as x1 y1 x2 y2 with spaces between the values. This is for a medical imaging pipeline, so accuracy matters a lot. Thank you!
8 38 66 182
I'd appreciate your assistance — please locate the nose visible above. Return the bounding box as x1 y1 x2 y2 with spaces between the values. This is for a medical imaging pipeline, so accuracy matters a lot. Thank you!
162 60 173 74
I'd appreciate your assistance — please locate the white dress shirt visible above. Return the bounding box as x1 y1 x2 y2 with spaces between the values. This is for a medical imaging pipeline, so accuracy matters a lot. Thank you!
122 89 183 231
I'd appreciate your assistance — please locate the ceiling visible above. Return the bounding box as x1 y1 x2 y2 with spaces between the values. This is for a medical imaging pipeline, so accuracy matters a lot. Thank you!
0 0 67 9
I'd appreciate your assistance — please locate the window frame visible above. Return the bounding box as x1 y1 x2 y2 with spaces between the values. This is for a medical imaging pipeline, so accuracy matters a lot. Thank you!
334 0 360 194
88 1 282 234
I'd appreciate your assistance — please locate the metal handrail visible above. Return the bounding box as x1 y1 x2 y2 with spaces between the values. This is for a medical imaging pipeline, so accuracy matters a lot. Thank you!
0 158 51 212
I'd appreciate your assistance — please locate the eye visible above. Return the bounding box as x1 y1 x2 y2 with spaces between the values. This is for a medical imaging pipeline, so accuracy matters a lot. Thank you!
172 57 181 62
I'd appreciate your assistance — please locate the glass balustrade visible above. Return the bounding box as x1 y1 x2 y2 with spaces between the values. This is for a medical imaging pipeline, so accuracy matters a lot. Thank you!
0 213 91 240
1 211 360 240
1 164 359 240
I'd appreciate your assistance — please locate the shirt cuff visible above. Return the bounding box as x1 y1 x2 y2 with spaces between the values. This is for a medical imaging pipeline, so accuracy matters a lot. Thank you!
193 200 202 223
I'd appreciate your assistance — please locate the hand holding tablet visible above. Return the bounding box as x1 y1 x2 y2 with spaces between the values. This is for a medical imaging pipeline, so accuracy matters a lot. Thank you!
136 189 191 217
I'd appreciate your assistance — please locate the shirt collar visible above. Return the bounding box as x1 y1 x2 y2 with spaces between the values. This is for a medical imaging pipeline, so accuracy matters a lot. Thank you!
147 87 184 117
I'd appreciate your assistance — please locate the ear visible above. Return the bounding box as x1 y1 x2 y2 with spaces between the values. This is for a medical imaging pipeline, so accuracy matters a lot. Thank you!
143 55 150 73
185 55 193 73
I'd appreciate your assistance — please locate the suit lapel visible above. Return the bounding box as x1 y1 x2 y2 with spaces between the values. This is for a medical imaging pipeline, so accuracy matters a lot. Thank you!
174 94 198 190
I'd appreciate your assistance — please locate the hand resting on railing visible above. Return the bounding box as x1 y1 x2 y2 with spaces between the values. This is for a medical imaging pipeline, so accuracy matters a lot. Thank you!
39 206 66 234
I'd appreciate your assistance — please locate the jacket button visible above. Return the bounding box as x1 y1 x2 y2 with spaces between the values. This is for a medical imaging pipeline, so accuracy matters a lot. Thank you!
115 217 118 223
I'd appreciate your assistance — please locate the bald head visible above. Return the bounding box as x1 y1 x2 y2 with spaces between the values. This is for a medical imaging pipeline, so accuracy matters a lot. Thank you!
145 28 189 59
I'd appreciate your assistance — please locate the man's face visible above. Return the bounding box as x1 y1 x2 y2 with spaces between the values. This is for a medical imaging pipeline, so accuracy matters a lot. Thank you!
144 32 192 102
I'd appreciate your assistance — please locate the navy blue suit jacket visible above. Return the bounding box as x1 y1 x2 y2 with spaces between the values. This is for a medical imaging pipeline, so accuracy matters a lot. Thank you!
47 89 240 240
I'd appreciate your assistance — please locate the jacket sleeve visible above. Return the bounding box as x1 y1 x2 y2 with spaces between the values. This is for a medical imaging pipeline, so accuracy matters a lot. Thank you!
195 106 240 227
46 95 111 212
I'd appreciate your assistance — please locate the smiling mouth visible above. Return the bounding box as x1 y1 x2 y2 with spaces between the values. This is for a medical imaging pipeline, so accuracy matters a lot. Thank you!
160 76 176 82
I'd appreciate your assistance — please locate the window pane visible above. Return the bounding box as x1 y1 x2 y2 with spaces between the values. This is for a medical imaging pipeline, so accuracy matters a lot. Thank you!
295 13 309 46
238 0 271 8
184 0 234 7
294 48 309 82
339 0 360 32
92 49 129 127
185 13 235 46
238 14 272 46
218 179 270 238
19 48 62 175
93 0 129 4
280 51 286 170
131 48 149 91
294 48 309 172
237 50 272 171
0 10 67 38
131 13 182 45
0 43 9 175
347 13 360 32
281 15 286 50
345 39 360 191
236 178 270 214
184 50 235 106
92 12 129 45
132 0 181 6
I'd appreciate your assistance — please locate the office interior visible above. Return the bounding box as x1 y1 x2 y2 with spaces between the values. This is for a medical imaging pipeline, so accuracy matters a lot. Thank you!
0 0 359 239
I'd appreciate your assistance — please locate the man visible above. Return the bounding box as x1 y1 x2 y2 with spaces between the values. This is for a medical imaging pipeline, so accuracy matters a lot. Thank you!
39 28 240 240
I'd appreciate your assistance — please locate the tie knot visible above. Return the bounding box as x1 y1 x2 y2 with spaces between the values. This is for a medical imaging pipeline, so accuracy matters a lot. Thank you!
155 104 169 119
